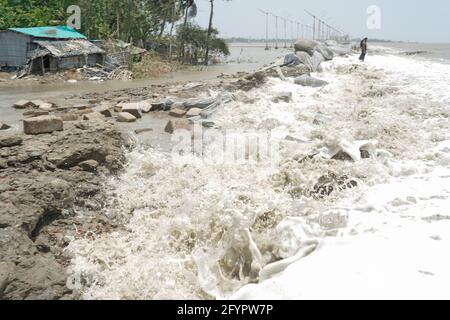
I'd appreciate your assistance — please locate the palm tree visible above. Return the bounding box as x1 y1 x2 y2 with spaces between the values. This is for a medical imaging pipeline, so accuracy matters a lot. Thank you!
204 0 231 65
183 0 197 27
204 0 214 65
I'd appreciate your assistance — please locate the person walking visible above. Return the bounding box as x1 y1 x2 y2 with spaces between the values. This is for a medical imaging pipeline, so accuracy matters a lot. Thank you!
359 37 368 62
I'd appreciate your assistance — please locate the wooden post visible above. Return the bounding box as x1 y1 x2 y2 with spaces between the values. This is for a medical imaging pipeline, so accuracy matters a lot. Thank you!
40 56 45 75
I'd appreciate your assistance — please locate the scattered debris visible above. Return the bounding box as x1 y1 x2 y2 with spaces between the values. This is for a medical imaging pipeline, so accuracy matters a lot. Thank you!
13 100 35 109
164 119 191 134
79 160 99 173
294 75 329 87
23 115 63 135
134 128 153 135
0 134 23 147
186 108 202 118
117 112 137 123
272 92 293 103
169 108 187 118
121 104 142 119
0 122 11 130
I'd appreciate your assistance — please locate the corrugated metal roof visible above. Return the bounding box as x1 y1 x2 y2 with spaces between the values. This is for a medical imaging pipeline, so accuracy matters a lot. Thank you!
8 26 87 39
33 39 105 58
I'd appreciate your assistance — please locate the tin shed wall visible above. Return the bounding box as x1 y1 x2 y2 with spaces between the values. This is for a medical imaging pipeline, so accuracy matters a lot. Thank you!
0 31 31 68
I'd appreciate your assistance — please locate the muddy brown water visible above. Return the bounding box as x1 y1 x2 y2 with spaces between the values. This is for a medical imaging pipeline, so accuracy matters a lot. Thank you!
0 44 291 128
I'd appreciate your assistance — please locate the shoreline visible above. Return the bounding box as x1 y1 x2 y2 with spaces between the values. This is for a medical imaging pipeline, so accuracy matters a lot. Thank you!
2 39 449 300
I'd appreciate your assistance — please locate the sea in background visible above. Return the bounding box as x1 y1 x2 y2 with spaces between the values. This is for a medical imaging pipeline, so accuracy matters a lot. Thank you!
374 42 450 64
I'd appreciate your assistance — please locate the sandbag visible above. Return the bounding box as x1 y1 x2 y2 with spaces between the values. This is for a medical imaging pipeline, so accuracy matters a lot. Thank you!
294 51 314 72
294 75 328 87
311 51 325 72
315 44 334 61
283 53 302 66
294 39 319 56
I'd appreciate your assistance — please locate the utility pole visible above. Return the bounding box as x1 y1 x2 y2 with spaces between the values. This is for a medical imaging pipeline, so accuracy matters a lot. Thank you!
259 9 270 50
290 20 294 47
273 14 279 49
304 10 316 40
283 18 287 48
305 10 346 42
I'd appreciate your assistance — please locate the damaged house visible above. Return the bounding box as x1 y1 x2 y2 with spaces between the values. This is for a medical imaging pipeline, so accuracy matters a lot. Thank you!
0 26 105 74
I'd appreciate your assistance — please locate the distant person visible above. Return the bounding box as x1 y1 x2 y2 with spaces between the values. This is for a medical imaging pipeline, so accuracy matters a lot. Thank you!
359 38 368 61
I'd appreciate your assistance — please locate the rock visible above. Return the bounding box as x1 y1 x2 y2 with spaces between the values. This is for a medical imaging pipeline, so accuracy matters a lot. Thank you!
140 101 153 113
77 108 93 116
23 116 63 135
0 134 23 147
117 112 137 123
93 106 112 118
183 97 216 109
121 103 142 119
294 75 329 87
312 172 358 199
201 121 215 128
23 110 49 118
30 100 46 108
151 98 175 111
0 159 8 169
186 108 202 118
73 104 92 110
164 119 191 134
294 39 319 55
134 128 153 134
13 100 34 109
272 92 293 103
0 122 11 130
83 112 105 121
60 112 79 122
38 103 53 111
0 261 15 298
150 101 167 111
169 108 187 118
79 160 99 173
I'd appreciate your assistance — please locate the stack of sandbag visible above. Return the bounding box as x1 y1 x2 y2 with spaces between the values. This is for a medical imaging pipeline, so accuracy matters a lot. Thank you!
293 39 335 72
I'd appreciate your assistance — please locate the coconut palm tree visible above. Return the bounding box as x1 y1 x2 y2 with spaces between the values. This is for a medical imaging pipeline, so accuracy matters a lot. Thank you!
205 0 231 65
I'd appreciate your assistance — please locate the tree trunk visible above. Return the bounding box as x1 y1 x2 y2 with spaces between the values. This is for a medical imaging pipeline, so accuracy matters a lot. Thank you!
159 14 168 38
183 2 190 27
204 0 214 66
181 2 192 59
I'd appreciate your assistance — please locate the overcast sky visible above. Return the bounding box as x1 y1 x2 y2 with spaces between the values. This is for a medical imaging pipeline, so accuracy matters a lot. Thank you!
193 0 450 43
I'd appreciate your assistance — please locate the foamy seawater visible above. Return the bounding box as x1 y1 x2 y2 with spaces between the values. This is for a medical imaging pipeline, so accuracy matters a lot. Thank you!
66 49 450 300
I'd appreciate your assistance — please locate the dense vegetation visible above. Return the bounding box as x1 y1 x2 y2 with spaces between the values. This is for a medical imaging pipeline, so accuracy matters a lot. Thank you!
0 0 230 64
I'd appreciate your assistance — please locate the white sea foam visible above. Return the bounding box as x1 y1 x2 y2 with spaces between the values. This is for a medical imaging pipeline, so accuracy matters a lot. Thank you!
66 51 450 300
